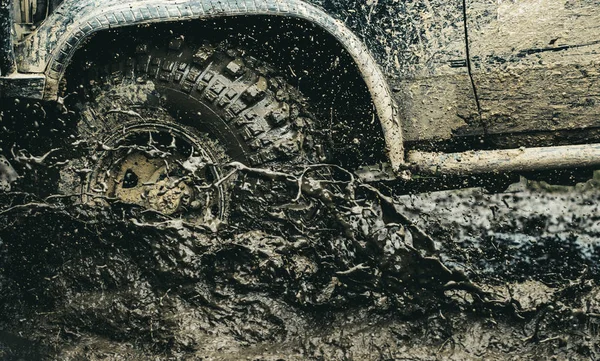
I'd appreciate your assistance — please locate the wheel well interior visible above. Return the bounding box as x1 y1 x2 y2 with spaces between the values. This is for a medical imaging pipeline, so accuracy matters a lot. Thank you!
64 16 387 168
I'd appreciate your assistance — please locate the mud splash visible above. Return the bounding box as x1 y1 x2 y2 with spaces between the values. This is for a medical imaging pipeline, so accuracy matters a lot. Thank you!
1 159 600 359
1 94 600 360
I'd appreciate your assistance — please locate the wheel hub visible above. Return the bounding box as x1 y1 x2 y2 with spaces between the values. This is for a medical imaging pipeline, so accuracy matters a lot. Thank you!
85 123 228 223
110 152 195 215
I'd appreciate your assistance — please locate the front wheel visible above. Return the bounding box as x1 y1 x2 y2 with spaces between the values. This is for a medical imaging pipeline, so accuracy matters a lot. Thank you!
60 36 326 225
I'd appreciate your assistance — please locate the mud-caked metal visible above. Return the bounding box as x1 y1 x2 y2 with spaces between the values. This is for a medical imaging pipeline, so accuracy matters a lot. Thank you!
2 0 600 180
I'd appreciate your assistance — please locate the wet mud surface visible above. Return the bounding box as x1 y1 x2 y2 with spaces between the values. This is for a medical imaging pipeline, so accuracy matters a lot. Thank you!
1 102 600 361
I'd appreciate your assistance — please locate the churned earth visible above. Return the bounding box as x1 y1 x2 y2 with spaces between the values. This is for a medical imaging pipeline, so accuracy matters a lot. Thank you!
1 81 600 360
1 140 600 360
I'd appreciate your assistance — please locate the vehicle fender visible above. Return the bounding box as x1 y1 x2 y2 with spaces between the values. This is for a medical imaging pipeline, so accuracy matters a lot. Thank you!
15 0 405 168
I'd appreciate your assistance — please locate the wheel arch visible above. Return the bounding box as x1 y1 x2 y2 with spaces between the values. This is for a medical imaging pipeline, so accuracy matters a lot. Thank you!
17 0 404 168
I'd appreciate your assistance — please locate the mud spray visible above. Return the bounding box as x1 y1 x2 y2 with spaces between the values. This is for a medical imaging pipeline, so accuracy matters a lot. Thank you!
1 140 600 359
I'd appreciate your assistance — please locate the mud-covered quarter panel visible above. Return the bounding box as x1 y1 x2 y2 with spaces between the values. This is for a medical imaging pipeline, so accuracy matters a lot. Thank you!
466 0 600 146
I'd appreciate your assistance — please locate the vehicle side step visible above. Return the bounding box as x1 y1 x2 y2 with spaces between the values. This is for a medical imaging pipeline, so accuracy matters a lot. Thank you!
408 143 600 175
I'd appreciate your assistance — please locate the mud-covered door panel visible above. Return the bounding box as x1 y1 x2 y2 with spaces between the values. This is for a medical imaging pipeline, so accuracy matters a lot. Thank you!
466 0 600 145
361 0 480 144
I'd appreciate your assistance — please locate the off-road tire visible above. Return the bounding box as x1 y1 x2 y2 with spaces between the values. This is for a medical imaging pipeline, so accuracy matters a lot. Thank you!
61 36 325 222
72 37 322 165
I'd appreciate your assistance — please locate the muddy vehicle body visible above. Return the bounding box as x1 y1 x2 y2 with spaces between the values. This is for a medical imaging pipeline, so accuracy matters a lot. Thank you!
1 0 600 196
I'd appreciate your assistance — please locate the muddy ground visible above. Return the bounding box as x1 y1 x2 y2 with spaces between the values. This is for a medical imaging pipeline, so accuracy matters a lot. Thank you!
2 100 600 361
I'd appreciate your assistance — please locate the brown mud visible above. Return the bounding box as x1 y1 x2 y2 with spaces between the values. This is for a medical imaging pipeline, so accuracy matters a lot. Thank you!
1 89 600 360
1 122 600 360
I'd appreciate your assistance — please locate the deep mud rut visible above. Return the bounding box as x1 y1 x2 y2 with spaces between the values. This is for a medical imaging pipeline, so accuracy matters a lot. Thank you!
1 102 600 361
